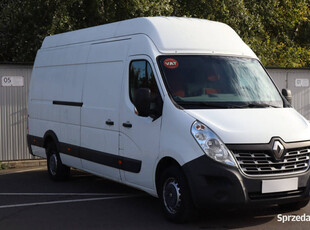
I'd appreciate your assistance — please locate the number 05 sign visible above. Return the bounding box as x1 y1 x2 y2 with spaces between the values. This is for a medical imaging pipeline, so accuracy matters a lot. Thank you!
1 76 24 87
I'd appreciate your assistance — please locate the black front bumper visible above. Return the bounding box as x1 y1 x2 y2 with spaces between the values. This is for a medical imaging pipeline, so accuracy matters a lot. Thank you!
182 155 310 209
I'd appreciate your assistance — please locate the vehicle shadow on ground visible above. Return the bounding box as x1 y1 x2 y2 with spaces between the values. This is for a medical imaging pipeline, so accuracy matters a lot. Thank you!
68 170 297 229
193 207 281 229
0 168 306 230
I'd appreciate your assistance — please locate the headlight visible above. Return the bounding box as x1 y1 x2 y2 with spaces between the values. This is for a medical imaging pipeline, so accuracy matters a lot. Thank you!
191 121 237 167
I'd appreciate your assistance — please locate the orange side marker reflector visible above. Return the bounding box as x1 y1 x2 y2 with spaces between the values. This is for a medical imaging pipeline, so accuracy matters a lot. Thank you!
67 147 71 151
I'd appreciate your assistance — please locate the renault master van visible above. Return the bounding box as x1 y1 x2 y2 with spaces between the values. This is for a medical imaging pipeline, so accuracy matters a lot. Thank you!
27 17 310 222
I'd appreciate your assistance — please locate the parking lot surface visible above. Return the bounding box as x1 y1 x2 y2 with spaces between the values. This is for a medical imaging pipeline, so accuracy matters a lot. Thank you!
0 166 309 230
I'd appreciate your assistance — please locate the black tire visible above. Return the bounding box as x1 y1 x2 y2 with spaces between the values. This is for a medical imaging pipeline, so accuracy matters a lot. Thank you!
279 199 310 211
159 166 195 223
46 142 70 181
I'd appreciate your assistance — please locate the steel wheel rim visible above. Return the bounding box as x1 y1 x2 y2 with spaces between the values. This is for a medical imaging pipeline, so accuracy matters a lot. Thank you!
49 153 58 176
163 177 181 214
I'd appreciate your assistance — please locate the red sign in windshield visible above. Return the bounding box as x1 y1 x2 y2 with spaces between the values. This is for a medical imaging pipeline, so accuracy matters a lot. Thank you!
163 58 179 69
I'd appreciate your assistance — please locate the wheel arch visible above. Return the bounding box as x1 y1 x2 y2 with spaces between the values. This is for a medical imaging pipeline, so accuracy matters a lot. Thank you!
155 157 182 195
43 130 59 152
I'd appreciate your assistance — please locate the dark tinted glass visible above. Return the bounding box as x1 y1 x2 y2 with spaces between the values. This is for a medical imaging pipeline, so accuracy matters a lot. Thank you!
129 60 162 117
158 56 283 109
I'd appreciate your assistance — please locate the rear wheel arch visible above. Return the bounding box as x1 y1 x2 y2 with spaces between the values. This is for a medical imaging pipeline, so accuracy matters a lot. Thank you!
43 130 59 151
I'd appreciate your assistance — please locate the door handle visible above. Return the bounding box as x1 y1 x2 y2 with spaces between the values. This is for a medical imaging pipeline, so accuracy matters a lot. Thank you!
122 122 132 128
105 119 114 126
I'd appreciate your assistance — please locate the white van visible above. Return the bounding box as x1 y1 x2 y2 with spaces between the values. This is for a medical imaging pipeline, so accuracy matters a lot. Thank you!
27 17 310 222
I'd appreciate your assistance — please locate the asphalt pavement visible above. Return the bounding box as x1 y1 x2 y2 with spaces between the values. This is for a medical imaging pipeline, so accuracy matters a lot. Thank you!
0 166 310 230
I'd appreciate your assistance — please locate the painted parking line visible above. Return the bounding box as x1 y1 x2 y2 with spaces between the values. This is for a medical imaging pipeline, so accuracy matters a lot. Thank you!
0 193 129 196
0 167 46 176
0 195 140 209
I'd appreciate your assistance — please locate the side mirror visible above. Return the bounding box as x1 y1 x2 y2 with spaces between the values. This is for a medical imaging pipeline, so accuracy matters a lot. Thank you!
134 88 151 117
282 88 292 104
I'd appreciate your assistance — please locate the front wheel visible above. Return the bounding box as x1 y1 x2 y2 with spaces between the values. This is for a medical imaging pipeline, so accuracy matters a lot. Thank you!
159 166 195 223
46 142 70 181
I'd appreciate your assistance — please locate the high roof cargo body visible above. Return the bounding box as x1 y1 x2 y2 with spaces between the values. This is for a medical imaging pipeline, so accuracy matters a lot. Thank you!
41 17 257 58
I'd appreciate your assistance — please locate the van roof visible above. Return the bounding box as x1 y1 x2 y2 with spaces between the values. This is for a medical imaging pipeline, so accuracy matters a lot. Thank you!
41 17 257 58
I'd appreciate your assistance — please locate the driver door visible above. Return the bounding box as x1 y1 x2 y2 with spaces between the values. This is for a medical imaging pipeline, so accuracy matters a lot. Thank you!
119 56 163 190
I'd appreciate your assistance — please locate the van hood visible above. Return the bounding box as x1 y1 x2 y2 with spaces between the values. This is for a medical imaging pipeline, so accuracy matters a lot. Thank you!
186 108 310 144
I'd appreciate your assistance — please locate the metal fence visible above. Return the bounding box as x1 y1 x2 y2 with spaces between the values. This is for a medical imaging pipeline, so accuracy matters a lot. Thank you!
268 68 310 120
0 64 34 161
0 64 310 161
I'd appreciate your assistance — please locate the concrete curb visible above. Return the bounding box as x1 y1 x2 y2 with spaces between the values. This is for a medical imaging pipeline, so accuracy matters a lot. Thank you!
0 159 46 169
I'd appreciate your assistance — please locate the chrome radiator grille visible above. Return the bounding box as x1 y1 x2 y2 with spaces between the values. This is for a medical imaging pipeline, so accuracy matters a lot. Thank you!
233 148 310 176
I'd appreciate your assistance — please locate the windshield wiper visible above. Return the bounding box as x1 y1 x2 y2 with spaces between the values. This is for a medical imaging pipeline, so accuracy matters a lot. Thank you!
176 101 281 109
176 101 238 109
236 103 281 108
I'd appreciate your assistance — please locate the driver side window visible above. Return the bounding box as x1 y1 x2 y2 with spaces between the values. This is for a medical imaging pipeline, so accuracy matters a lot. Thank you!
129 60 162 118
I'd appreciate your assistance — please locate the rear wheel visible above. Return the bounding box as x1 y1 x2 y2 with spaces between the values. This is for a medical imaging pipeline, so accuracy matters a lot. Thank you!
46 142 70 181
159 166 195 223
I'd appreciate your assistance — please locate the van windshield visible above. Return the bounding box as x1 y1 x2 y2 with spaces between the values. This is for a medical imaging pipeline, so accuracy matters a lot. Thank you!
157 56 284 109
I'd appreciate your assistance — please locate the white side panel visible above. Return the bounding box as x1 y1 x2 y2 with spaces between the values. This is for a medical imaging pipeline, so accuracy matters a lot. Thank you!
29 49 86 169
41 23 118 49
28 118 82 168
29 62 86 142
28 102 81 126
81 62 124 130
159 97 203 166
31 146 46 158
81 160 120 181
35 45 89 67
30 65 85 103
81 127 119 157
59 153 83 169
88 40 129 63
80 41 129 180
28 119 81 147
80 127 120 181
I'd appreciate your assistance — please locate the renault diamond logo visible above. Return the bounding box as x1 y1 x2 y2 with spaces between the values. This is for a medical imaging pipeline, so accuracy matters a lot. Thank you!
273 141 285 160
